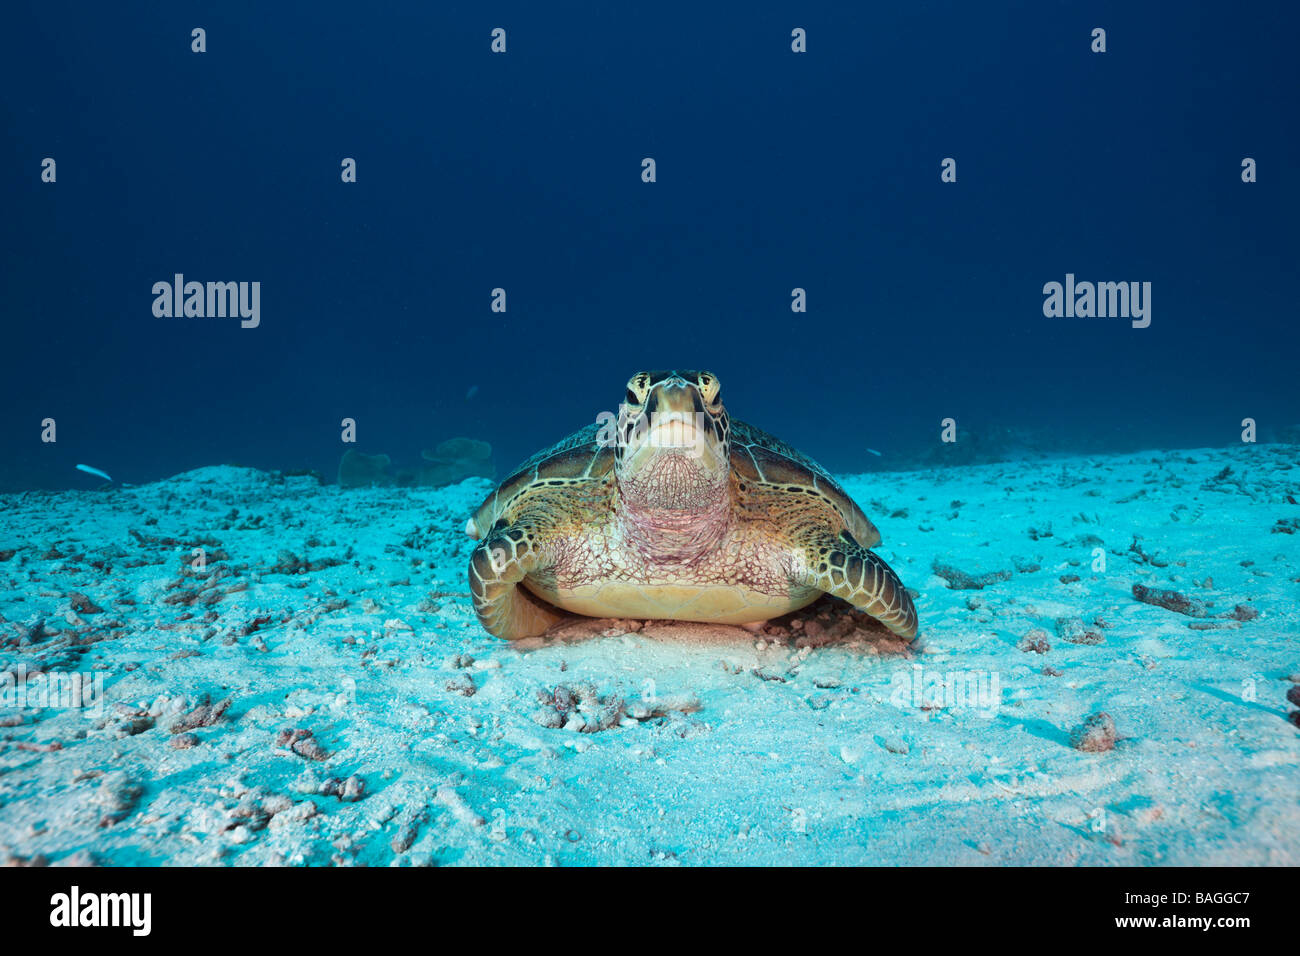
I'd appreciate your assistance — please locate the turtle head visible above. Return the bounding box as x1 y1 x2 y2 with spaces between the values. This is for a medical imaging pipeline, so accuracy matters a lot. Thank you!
614 370 732 512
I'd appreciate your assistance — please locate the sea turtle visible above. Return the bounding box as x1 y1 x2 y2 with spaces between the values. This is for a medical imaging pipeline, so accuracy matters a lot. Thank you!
465 370 918 641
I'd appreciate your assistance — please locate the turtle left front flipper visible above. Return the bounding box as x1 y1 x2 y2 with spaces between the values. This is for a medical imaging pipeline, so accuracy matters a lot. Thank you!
792 529 919 639
468 522 568 640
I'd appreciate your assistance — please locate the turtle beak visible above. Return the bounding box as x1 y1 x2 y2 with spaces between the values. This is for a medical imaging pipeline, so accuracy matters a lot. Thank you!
644 382 707 453
620 379 726 474
616 376 730 510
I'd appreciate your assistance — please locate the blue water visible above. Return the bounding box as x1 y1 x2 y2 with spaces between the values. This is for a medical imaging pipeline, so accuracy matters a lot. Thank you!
2 1 1297 491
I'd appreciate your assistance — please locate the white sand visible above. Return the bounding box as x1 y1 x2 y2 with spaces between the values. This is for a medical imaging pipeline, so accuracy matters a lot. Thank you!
1 445 1297 866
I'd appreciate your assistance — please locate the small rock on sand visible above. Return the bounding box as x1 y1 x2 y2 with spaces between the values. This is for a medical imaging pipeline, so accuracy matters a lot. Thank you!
1070 712 1117 753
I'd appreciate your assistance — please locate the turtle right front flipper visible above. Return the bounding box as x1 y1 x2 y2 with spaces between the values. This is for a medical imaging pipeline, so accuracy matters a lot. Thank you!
792 529 919 639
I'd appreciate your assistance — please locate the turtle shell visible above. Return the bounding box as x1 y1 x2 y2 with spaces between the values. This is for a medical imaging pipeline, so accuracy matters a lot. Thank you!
468 419 881 550
728 420 882 548
466 423 612 540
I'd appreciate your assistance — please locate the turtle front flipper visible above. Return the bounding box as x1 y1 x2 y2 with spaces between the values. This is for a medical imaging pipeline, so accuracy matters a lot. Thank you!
793 530 919 639
468 524 568 640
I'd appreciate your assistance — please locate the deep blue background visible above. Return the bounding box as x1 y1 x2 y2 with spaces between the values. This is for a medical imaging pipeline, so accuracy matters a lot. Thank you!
2 1 1297 490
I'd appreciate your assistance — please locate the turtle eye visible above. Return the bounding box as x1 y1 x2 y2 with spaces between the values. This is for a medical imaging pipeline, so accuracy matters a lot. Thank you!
698 372 721 405
625 374 649 405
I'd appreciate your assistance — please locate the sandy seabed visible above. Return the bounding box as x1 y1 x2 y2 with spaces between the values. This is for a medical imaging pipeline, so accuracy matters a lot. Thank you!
0 445 1297 866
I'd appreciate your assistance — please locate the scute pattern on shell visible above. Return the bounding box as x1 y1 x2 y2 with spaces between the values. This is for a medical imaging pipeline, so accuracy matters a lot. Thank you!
470 418 880 552
729 421 881 549
509 422 604 478
469 423 611 540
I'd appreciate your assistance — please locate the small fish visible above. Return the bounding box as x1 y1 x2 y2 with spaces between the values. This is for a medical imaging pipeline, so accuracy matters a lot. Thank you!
465 385 479 400
75 463 112 482
866 448 882 458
